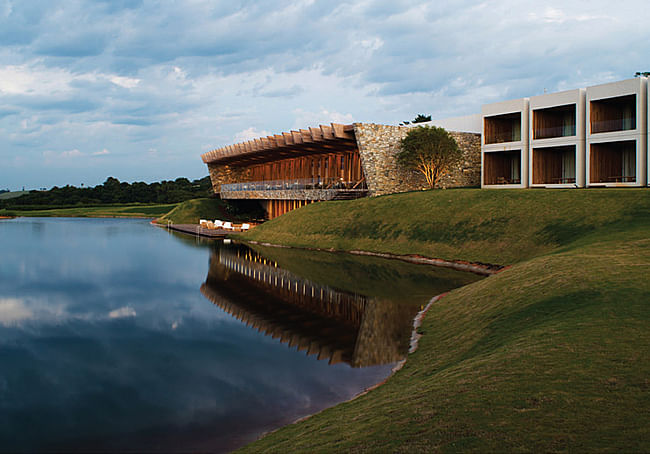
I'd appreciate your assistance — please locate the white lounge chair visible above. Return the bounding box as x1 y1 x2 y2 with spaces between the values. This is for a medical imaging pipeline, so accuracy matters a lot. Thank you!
222 221 233 230
199 219 208 227
214 220 223 229
241 223 250 231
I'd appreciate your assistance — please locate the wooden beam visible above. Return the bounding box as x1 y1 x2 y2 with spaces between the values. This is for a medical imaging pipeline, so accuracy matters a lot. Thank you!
320 124 334 140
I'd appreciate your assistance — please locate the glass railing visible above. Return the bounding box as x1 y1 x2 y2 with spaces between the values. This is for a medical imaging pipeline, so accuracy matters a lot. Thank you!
485 131 521 144
591 118 636 133
221 178 368 192
534 125 576 139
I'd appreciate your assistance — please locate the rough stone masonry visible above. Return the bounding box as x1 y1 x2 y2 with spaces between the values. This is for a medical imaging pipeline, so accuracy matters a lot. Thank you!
353 123 481 196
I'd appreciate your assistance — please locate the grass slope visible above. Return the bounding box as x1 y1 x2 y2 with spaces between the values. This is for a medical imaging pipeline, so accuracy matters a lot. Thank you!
0 191 29 200
155 198 230 224
237 188 650 453
240 188 649 265
0 203 177 218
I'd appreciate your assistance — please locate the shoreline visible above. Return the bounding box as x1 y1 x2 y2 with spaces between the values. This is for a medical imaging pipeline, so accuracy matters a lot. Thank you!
236 238 507 446
244 239 505 276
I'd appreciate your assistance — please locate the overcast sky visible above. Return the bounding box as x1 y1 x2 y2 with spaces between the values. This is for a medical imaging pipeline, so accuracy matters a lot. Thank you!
0 0 647 190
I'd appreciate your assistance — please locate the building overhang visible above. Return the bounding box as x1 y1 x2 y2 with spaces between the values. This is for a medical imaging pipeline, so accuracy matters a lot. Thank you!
201 123 358 166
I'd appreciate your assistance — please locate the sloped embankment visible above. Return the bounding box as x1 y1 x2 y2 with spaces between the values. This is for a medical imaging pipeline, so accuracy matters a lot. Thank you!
237 188 650 452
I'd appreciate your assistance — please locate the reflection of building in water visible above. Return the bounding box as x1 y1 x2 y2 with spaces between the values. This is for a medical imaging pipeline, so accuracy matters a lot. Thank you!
201 246 417 368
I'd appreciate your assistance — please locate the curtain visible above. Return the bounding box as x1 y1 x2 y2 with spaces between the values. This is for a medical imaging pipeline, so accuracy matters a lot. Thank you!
622 147 635 180
511 153 521 182
562 149 575 181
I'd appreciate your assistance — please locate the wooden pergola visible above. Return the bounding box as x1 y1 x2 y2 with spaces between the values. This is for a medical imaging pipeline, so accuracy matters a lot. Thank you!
201 123 357 166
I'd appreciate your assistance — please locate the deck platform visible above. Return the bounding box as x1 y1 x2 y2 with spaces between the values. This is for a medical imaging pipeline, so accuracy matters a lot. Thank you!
159 223 239 239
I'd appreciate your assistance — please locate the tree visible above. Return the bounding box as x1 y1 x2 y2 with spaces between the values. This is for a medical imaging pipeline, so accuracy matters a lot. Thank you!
396 126 461 189
400 114 431 126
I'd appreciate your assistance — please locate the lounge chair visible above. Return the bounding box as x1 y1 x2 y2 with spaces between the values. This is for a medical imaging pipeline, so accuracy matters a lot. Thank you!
241 223 250 231
214 220 223 229
223 221 233 230
199 219 208 227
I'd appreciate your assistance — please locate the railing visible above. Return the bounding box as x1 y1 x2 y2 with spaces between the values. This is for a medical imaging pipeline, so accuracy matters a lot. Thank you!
534 125 576 139
221 178 368 192
485 131 521 144
591 118 636 134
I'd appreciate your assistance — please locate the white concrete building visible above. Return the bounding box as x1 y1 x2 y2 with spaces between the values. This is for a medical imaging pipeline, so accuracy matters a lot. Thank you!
528 89 586 188
481 98 529 188
586 77 647 187
415 113 482 134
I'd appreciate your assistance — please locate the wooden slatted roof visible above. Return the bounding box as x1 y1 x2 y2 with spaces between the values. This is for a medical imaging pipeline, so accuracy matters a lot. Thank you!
201 123 357 166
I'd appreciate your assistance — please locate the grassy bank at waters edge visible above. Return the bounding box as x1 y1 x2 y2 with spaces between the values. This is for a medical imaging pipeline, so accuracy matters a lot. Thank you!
0 203 177 218
237 188 650 452
155 198 230 225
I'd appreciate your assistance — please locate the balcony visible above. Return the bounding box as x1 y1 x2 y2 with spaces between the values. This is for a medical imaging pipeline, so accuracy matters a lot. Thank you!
532 146 576 185
590 141 636 183
533 104 576 139
590 94 636 134
484 112 521 144
220 177 368 201
483 150 522 185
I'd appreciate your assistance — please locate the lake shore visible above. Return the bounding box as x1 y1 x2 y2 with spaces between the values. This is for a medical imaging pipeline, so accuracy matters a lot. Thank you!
235 188 650 453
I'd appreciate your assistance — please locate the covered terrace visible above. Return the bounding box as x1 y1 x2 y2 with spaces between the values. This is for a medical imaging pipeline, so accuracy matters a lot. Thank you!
201 123 368 218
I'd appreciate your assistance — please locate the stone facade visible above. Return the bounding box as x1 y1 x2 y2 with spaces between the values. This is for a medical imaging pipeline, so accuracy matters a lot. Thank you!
439 131 482 189
207 163 250 194
353 123 481 196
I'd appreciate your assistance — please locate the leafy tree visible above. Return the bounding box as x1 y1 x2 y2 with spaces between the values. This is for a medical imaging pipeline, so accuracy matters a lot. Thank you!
397 126 461 189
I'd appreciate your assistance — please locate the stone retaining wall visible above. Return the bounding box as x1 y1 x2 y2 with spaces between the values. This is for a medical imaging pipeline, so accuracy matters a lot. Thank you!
353 123 481 196
207 163 250 194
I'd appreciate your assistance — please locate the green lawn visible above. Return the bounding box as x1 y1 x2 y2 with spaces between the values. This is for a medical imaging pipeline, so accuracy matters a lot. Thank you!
0 203 177 218
237 188 650 453
0 190 30 200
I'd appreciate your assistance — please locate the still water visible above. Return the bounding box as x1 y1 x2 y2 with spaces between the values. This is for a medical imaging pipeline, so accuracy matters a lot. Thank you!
0 217 481 453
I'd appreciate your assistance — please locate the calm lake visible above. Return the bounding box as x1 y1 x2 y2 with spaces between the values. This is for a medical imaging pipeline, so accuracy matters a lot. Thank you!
0 217 481 453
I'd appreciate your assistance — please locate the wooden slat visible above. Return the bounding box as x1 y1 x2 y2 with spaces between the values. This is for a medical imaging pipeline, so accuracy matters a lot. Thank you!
320 124 334 140
309 127 324 141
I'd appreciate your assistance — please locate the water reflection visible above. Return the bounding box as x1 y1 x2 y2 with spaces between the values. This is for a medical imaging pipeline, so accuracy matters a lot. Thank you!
201 243 482 368
0 218 482 453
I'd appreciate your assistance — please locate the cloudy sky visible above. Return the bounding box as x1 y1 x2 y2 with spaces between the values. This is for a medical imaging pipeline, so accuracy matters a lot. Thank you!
0 0 647 190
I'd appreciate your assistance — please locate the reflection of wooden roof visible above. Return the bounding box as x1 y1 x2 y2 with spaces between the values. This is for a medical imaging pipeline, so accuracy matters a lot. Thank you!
201 123 357 166
200 246 411 367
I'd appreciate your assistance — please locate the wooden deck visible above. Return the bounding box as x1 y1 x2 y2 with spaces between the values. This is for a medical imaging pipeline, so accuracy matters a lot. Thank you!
160 223 238 239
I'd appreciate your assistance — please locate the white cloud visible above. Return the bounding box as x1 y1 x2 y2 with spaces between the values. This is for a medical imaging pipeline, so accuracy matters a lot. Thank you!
108 306 137 319
292 109 354 129
233 127 271 142
109 75 140 89
92 148 110 156
43 149 84 161
0 298 33 326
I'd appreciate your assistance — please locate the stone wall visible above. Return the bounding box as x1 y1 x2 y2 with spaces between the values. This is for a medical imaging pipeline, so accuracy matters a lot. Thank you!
353 123 481 196
439 132 482 189
207 163 250 194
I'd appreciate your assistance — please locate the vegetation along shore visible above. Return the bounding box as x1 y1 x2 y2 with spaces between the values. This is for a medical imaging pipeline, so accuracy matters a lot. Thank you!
232 187 650 452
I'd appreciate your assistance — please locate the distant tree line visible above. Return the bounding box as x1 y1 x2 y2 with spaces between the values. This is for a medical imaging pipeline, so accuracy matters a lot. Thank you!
0 176 213 209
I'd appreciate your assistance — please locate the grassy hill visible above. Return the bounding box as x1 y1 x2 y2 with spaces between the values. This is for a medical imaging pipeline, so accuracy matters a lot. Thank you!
237 188 650 452
0 190 29 200
0 203 177 218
